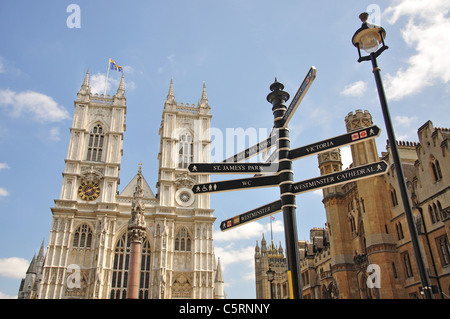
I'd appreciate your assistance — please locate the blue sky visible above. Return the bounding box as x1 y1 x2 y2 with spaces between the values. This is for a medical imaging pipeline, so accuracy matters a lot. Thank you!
0 0 449 299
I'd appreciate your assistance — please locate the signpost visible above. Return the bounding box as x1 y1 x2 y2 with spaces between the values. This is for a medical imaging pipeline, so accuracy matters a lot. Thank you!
292 161 388 195
192 174 279 194
219 161 388 231
188 162 278 175
288 125 381 161
187 67 387 299
280 66 316 128
220 200 282 231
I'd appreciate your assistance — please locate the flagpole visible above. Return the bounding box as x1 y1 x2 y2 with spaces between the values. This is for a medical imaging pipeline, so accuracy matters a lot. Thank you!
104 57 110 96
270 216 273 243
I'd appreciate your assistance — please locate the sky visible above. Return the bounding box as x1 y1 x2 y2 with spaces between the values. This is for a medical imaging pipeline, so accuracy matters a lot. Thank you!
0 0 449 299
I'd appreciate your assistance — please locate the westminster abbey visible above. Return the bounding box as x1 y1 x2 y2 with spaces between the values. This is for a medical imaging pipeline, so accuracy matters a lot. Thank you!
18 72 224 299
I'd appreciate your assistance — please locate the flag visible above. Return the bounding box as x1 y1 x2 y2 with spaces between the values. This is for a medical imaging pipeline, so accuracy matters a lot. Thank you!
109 58 123 72
271 216 275 221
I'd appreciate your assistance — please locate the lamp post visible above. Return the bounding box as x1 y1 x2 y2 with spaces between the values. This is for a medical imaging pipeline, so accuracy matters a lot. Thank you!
266 267 275 299
352 12 433 299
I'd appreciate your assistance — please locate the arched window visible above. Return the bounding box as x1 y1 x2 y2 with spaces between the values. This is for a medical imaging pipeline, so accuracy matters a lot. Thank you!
429 205 436 224
86 124 105 162
73 224 93 248
433 203 441 222
110 233 151 299
174 227 192 252
391 189 398 207
431 158 443 182
178 133 193 168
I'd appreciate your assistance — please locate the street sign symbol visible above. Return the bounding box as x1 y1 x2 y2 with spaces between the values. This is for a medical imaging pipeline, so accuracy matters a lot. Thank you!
188 162 278 174
220 199 282 231
292 161 388 195
288 125 381 161
281 66 316 128
192 174 279 194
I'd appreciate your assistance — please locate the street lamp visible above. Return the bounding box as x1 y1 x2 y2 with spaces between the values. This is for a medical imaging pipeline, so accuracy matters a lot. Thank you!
352 12 434 299
266 267 275 299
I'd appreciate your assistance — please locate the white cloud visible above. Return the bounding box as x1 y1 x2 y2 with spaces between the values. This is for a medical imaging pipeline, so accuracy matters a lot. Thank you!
49 127 61 141
0 291 16 299
0 89 70 122
90 72 135 95
384 0 450 100
0 163 9 197
340 81 367 97
0 188 9 197
215 244 254 267
0 257 29 278
394 115 418 127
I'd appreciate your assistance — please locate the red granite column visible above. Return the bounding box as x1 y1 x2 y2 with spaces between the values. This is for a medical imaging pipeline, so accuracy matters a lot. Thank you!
127 165 146 299
127 229 145 299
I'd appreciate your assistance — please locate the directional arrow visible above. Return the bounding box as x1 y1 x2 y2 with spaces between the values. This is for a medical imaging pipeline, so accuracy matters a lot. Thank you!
281 66 316 128
289 125 381 161
188 162 278 174
292 161 388 195
220 200 282 231
192 174 279 194
221 134 276 163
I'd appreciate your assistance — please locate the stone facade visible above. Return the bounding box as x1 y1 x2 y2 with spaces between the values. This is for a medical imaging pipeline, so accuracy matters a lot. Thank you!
255 109 449 299
18 73 224 299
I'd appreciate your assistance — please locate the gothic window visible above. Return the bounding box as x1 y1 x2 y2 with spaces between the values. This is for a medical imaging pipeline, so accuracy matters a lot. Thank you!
178 133 193 168
402 252 414 278
398 222 404 239
349 216 356 234
433 203 441 222
391 188 398 207
86 124 105 162
110 233 151 299
436 235 450 266
72 224 92 248
431 158 443 182
174 227 192 252
429 205 436 224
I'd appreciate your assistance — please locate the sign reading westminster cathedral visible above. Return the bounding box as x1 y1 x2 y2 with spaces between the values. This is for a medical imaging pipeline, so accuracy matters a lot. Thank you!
18 72 224 299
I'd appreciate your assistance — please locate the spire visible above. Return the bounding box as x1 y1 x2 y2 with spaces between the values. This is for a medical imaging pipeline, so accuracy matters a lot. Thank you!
199 81 209 107
215 258 224 283
166 78 175 104
77 69 90 97
37 239 45 259
26 255 37 274
114 72 125 99
83 69 89 87
214 257 225 299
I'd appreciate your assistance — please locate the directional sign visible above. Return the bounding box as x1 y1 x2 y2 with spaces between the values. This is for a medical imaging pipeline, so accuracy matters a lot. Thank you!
221 134 275 163
292 161 388 195
192 174 279 194
188 162 278 174
289 125 381 161
220 200 282 231
281 66 316 128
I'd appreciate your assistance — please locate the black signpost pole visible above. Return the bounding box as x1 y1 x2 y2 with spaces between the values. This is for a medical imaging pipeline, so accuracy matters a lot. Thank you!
267 79 302 299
